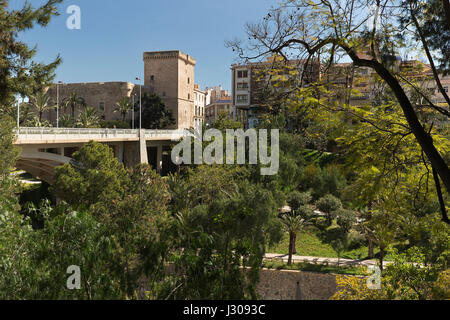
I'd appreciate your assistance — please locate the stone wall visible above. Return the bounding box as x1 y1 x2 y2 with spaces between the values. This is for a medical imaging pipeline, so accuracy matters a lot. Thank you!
143 50 196 129
148 266 340 300
44 81 152 125
255 268 338 300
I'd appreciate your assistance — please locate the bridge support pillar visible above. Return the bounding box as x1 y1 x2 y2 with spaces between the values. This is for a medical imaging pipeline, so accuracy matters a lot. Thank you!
139 130 148 165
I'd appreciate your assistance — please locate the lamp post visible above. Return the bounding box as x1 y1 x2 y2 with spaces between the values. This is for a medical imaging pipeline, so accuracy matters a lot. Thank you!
17 98 20 129
136 77 142 130
56 81 62 128
132 94 135 130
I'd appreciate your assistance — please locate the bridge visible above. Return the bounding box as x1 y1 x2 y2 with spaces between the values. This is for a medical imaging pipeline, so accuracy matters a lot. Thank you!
14 127 186 184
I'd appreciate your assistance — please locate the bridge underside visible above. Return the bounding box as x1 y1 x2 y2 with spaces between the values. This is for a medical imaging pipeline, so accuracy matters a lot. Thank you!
16 159 61 184
15 140 177 184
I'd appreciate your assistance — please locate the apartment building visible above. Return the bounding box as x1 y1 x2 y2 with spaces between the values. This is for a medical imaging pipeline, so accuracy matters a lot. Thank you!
205 98 233 125
205 85 230 105
231 57 320 128
194 84 206 129
230 51 446 129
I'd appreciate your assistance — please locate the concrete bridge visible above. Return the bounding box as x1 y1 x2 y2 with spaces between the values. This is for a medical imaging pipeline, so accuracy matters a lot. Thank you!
14 127 186 184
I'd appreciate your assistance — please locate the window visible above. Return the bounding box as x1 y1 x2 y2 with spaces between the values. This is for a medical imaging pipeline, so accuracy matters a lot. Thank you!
150 75 154 81
188 77 190 84
237 70 248 78
237 82 249 89
444 86 449 93
188 93 190 100
98 102 105 112
162 92 166 97
237 95 248 103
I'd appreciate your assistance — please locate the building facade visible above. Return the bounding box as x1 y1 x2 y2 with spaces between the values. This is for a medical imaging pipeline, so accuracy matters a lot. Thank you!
45 81 149 125
231 58 320 128
45 50 201 130
194 84 206 130
205 85 230 105
205 99 233 125
143 50 196 129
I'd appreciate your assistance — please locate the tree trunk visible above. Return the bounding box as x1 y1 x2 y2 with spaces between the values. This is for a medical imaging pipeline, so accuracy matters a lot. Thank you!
288 232 294 265
443 0 450 29
344 47 450 196
292 233 297 254
379 246 384 272
367 201 374 258
368 239 374 259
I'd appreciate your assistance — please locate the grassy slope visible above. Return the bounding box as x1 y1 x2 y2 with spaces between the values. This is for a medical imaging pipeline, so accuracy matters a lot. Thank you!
268 229 390 261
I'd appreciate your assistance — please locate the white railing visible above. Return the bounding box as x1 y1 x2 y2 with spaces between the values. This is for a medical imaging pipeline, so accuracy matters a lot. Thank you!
144 129 185 141
15 127 186 142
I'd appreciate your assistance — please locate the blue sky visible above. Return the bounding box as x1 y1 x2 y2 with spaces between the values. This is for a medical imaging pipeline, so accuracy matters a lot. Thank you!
12 0 277 91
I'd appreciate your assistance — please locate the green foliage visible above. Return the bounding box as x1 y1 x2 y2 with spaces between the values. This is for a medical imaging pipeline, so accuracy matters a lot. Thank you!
382 247 447 300
0 196 34 299
316 194 342 226
299 164 347 199
333 244 450 300
63 92 86 118
114 97 132 122
29 142 174 299
28 90 54 122
212 112 243 130
287 191 312 211
76 106 100 128
0 114 20 198
26 201 119 299
0 114 19 178
167 165 282 299
336 209 357 233
254 131 305 193
58 114 75 128
137 93 175 129
0 0 62 106
52 141 128 209
398 0 450 73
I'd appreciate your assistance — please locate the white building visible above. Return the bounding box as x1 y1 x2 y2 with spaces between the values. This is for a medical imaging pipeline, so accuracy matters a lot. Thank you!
194 84 206 130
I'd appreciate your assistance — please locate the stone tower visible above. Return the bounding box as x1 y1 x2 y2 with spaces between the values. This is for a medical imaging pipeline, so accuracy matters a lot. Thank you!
143 50 196 129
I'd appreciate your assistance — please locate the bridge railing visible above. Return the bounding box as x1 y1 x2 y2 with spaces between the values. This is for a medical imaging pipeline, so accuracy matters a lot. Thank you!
16 127 139 135
15 127 186 142
144 129 186 140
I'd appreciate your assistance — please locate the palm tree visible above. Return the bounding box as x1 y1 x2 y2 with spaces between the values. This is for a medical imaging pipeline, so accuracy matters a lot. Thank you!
280 211 310 265
28 91 54 122
63 92 86 118
59 114 75 128
76 107 100 128
114 97 132 122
